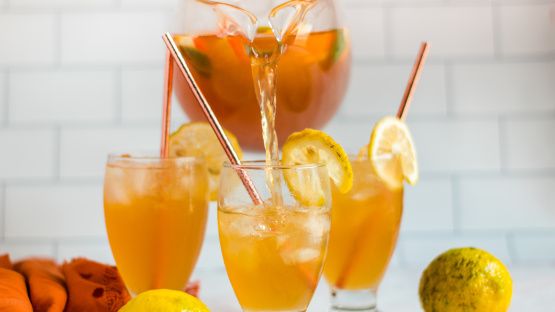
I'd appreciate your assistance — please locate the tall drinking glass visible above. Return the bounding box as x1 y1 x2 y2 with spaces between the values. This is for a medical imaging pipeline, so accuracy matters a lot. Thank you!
324 156 403 311
103 154 209 294
218 161 332 311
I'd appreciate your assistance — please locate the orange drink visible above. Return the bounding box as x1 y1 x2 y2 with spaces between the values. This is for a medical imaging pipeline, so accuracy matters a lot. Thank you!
324 158 403 309
104 155 209 294
218 161 332 311
173 29 351 150
219 206 329 311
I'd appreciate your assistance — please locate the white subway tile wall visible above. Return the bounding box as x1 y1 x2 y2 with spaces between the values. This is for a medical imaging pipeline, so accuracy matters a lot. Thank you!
498 4 555 56
9 70 117 123
342 63 447 116
0 129 56 179
10 0 116 9
0 0 554 272
61 12 169 65
121 68 164 122
389 6 495 58
0 14 56 65
5 184 104 238
459 176 555 230
451 61 555 113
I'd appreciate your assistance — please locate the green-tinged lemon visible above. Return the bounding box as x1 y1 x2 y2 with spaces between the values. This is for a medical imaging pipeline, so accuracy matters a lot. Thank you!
118 289 210 312
419 247 513 312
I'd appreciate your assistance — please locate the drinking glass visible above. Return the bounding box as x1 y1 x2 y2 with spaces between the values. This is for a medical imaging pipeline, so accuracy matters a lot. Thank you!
218 161 332 311
171 0 351 150
103 154 209 294
323 156 403 311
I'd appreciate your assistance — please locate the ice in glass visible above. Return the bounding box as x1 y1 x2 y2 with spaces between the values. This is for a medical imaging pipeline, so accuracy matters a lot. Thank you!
104 155 209 294
218 162 332 311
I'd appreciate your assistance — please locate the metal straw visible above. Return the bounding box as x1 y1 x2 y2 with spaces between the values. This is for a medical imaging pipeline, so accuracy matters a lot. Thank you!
396 42 429 120
162 32 263 205
160 50 174 158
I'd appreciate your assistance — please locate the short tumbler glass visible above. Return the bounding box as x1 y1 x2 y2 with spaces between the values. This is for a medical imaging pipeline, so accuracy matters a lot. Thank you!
218 161 332 312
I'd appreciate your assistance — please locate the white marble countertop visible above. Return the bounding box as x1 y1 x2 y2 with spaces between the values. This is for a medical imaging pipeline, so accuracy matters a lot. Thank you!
195 265 555 311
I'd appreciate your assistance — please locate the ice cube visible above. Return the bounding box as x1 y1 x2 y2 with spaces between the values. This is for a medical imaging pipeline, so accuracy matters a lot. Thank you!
227 214 273 238
304 213 330 243
282 248 320 265
104 167 133 205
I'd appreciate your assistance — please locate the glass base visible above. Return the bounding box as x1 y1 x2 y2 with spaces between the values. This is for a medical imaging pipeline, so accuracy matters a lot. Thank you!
330 288 378 311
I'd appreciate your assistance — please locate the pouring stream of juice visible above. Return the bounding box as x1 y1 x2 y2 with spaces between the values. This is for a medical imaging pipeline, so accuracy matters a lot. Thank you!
205 0 316 204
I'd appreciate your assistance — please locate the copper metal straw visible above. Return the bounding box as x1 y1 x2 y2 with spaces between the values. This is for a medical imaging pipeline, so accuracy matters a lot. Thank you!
160 50 174 158
162 32 263 205
396 42 429 120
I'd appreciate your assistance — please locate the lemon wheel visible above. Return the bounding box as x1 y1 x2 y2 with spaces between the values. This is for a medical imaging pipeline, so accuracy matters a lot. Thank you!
169 122 243 201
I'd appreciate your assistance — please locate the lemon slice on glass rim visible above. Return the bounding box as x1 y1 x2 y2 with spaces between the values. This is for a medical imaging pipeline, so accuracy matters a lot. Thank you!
368 116 418 189
169 122 243 201
282 128 353 206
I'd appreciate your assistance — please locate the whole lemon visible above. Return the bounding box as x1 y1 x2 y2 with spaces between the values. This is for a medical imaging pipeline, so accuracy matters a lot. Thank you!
119 289 210 312
419 247 512 312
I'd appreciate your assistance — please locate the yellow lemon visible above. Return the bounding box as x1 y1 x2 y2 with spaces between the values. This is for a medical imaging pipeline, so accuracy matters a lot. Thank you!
419 247 513 312
119 289 210 312
169 122 243 201
367 116 418 189
282 128 353 205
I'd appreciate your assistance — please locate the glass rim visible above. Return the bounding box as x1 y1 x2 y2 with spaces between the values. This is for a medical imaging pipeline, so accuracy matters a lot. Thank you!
223 160 326 170
107 152 205 164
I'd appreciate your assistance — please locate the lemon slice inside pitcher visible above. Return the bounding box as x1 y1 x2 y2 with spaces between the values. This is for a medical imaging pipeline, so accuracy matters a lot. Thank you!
282 129 353 206
169 122 243 201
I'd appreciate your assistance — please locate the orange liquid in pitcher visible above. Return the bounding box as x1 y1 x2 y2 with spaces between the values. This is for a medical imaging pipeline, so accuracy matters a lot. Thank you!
174 29 351 150
104 161 209 294
323 160 403 290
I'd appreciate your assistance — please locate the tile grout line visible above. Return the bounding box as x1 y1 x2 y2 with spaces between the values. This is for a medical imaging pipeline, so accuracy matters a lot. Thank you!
443 61 454 117
114 67 123 124
505 232 518 265
498 115 508 175
53 240 60 261
53 126 62 181
1 183 5 240
396 236 408 268
2 69 7 125
450 174 461 234
382 4 393 61
3 69 9 126
491 1 502 59
54 10 62 67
